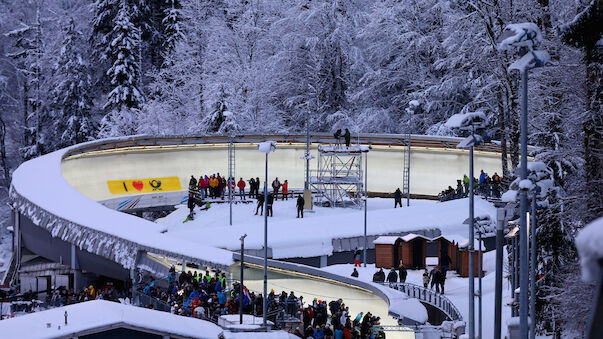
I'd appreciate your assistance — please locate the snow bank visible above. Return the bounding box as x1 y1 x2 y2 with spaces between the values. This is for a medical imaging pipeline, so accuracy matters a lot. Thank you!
0 300 223 339
575 217 603 281
10 146 233 269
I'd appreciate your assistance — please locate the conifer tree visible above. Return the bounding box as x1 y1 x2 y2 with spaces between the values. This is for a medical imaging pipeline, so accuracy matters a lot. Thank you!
50 19 96 149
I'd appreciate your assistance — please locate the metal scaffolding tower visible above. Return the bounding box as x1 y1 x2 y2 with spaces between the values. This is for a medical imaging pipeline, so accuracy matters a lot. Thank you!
402 134 411 206
310 144 367 208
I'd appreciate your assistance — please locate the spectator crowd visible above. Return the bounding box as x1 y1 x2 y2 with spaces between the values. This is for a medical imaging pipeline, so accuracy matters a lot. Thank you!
136 266 387 338
438 170 503 202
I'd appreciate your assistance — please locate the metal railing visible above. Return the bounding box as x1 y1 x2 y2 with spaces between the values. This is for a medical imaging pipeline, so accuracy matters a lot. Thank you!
132 290 171 313
378 282 463 321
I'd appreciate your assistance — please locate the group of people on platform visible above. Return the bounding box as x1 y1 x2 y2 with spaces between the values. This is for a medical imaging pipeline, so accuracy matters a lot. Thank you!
438 170 503 201
187 174 307 219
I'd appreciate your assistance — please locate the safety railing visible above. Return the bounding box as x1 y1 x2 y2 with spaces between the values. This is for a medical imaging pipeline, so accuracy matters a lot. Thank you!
377 282 463 321
132 290 171 313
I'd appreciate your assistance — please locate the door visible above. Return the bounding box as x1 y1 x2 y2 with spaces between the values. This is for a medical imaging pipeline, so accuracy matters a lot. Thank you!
412 240 423 268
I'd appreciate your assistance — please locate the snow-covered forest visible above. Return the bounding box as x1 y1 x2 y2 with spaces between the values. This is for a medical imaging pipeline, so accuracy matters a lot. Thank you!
0 0 600 336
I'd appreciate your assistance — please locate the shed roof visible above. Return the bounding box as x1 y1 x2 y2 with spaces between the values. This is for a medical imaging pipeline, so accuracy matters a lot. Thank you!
373 236 401 245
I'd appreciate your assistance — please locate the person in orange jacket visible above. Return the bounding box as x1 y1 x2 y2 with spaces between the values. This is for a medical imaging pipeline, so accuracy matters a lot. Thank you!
281 179 289 200
237 178 246 200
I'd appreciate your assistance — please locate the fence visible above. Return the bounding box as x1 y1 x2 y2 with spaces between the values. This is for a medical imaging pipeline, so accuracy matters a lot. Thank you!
378 282 463 321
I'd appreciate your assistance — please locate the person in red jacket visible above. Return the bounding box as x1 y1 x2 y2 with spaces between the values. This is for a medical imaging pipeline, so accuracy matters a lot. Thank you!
237 178 246 200
281 179 289 200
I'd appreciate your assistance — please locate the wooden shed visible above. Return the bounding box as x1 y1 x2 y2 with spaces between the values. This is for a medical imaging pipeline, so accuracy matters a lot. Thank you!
433 235 461 270
456 239 485 277
400 233 429 269
374 236 402 269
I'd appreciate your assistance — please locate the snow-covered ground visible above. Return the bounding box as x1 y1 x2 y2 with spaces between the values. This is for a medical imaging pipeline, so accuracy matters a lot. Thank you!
157 197 497 259
321 247 513 337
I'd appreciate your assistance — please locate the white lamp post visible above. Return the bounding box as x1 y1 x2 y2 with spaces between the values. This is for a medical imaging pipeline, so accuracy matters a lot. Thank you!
258 141 276 329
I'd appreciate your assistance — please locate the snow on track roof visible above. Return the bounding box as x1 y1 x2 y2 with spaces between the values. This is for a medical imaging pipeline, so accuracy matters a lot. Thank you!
10 145 233 269
0 300 223 339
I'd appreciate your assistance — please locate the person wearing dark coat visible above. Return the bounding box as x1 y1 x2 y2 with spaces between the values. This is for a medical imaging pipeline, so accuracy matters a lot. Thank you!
397 262 408 283
187 193 195 219
386 269 398 283
296 194 305 218
430 267 443 293
440 252 451 277
189 175 197 190
351 268 359 278
248 178 256 198
394 188 402 208
266 193 274 217
343 128 351 147
372 268 385 282
255 193 264 215
334 129 342 145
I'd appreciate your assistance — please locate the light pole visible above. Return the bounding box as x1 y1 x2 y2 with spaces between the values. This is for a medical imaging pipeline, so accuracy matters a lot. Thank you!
239 234 247 325
498 23 550 338
530 190 538 339
363 147 369 267
258 141 276 329
494 207 505 339
446 111 487 339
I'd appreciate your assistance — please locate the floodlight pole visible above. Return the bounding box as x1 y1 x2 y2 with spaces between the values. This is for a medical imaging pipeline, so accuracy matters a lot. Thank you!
530 194 537 339
468 126 475 339
494 208 505 339
229 137 233 226
519 68 529 339
239 234 247 325
478 229 483 339
363 150 368 268
263 152 268 329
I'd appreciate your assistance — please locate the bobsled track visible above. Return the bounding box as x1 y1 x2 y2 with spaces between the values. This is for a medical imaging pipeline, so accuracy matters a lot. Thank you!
8 133 502 328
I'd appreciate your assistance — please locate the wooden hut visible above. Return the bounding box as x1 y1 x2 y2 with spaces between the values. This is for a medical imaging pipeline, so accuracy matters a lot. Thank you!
432 235 461 270
373 236 402 269
400 233 429 269
457 239 485 277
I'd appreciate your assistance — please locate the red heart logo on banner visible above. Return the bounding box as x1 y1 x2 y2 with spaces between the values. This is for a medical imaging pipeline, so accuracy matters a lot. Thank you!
132 181 144 191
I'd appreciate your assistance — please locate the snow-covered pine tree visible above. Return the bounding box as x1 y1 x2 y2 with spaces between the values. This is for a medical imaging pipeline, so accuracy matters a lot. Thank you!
98 0 144 137
5 8 50 160
161 0 183 63
50 19 96 149
560 0 603 224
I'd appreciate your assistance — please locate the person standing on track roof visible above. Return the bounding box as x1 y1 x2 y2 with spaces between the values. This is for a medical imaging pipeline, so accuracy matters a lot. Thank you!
272 177 281 199
394 188 402 208
255 193 264 215
266 192 274 217
281 179 289 200
343 128 351 147
237 177 246 200
296 194 305 218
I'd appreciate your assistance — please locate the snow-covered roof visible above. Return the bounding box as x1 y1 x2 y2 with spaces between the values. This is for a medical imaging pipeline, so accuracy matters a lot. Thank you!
9 144 234 270
0 300 223 339
373 236 401 245
400 233 431 242
575 216 603 282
